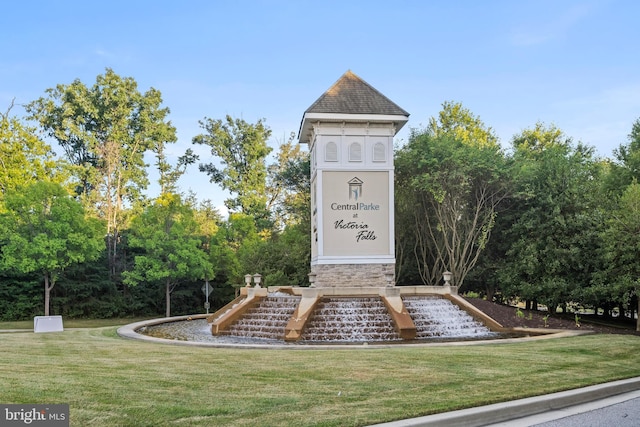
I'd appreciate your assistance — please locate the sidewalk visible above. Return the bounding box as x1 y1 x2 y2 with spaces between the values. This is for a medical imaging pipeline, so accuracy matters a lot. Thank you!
369 377 640 427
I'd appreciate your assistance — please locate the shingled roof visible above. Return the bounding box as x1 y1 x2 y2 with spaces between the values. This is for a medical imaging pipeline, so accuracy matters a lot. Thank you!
298 71 409 143
304 70 409 116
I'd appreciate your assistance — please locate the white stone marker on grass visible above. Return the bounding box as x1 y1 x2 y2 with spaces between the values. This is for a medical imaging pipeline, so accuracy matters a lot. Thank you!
34 315 64 333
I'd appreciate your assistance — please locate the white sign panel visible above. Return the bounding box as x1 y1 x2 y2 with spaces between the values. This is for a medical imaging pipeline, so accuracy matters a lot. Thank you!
322 171 390 256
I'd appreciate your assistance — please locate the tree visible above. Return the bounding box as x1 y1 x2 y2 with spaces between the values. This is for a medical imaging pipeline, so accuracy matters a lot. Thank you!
0 182 104 315
154 147 198 195
0 102 67 198
266 132 310 229
245 224 311 287
427 100 499 148
499 123 603 312
193 115 272 225
123 194 212 317
599 181 640 331
605 117 640 195
206 222 243 299
395 102 509 287
26 68 177 279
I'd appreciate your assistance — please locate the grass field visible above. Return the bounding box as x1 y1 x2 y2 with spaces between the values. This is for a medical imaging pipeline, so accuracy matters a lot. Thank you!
0 318 152 329
0 327 639 426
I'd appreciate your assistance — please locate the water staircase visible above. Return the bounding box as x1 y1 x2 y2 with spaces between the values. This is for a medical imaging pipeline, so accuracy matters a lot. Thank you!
223 294 300 340
211 287 497 343
404 296 494 339
299 297 401 342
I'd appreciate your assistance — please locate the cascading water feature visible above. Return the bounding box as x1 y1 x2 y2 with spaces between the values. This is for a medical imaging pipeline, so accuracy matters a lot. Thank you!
223 293 300 340
403 296 496 339
299 297 402 342
204 290 497 343
132 287 513 345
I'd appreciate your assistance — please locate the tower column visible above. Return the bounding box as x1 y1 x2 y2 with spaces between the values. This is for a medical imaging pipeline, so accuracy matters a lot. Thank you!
298 71 409 288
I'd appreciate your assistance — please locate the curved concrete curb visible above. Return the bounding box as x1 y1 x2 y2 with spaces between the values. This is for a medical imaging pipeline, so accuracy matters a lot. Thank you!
369 376 640 427
116 316 590 350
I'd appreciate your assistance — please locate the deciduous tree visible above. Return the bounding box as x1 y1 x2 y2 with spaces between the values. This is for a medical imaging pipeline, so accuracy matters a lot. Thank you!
599 181 640 331
193 115 272 226
26 68 177 279
605 117 640 195
123 194 212 317
499 123 603 312
427 100 499 148
395 102 509 287
0 182 104 315
266 132 310 229
0 102 66 198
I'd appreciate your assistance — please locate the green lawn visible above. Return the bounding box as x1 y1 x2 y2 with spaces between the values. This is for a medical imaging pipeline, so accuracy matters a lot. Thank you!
0 328 639 426
0 318 153 329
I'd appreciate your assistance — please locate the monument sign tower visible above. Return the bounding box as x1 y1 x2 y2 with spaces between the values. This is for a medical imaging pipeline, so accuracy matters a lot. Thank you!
298 71 409 287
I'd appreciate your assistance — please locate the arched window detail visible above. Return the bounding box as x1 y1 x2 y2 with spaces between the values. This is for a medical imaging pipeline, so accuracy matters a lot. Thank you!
349 142 362 162
373 142 386 162
325 141 338 162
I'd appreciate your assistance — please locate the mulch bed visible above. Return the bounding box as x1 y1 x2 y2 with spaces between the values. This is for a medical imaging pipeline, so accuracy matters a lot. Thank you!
464 298 640 336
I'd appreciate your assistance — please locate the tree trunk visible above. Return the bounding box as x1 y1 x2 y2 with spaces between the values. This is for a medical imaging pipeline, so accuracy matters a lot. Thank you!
485 284 495 302
43 273 54 316
602 303 612 319
166 280 171 318
636 295 640 332
44 274 50 316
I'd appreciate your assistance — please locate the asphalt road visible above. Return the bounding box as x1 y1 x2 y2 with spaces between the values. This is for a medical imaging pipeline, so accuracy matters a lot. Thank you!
533 395 640 427
371 379 640 427
489 390 640 427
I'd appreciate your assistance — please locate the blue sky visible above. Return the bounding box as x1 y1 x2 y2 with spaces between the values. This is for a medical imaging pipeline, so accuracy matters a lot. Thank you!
2 0 640 212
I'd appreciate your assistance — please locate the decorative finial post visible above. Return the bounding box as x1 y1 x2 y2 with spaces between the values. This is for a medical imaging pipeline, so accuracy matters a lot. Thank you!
253 273 262 288
308 272 317 288
442 271 453 287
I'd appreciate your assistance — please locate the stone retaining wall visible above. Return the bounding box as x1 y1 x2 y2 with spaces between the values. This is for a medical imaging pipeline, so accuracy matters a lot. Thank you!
310 263 395 287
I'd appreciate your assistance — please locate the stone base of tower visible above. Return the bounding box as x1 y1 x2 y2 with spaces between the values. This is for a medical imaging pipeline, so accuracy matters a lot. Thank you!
310 263 395 288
